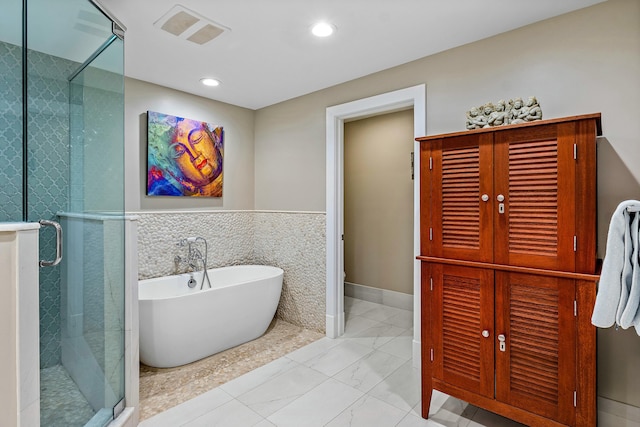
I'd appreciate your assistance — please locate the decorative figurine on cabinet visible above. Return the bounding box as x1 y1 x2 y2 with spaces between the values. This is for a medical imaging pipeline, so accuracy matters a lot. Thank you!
466 96 542 129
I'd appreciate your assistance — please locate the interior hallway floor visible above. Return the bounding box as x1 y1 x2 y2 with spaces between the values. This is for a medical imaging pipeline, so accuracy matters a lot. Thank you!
139 297 640 427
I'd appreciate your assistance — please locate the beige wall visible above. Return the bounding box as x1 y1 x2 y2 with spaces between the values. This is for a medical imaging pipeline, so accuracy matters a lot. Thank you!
124 77 256 211
255 0 640 218
254 0 640 407
344 110 414 295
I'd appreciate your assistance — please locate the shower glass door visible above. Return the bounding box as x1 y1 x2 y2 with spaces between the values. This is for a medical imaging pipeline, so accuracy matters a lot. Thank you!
26 0 126 425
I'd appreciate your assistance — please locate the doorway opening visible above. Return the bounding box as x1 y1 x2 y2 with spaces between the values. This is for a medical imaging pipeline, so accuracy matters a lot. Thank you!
325 84 426 365
343 109 415 308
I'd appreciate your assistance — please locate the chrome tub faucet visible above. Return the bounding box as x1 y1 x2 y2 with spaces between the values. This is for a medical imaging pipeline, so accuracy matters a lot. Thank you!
176 237 211 289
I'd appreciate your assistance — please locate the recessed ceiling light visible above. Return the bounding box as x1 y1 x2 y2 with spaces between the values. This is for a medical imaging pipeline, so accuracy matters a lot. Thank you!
311 22 335 37
200 78 220 87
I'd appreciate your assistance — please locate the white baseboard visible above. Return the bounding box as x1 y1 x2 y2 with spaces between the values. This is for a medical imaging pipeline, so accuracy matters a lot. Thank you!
345 282 413 311
326 311 344 339
598 397 640 423
413 339 421 371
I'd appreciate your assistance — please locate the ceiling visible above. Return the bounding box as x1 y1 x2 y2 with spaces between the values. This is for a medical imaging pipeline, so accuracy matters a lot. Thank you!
96 0 605 110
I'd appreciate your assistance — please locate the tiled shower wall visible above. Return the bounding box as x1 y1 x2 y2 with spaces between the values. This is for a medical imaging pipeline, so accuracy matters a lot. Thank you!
0 40 80 367
29 49 77 368
0 41 23 222
136 211 326 333
1 39 123 368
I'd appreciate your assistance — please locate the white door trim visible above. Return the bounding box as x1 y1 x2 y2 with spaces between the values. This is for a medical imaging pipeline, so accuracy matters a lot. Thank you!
325 84 426 365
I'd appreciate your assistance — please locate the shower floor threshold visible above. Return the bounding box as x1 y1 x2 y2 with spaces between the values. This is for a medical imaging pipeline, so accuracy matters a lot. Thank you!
85 408 112 427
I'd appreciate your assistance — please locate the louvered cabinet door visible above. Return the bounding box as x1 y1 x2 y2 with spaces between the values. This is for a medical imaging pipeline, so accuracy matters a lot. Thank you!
495 272 576 425
430 134 494 262
493 124 576 271
431 264 494 397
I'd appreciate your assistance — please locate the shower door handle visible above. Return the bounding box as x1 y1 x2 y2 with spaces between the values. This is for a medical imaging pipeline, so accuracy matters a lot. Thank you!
39 220 63 267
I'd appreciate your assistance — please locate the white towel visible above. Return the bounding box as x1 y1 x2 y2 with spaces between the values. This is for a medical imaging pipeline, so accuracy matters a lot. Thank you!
620 211 640 332
591 200 640 335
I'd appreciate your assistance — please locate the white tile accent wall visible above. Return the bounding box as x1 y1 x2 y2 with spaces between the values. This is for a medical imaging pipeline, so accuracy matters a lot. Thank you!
135 211 326 333
136 212 255 280
253 212 326 332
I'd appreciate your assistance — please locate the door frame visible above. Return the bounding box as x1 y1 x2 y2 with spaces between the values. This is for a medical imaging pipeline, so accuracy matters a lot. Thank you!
325 84 426 365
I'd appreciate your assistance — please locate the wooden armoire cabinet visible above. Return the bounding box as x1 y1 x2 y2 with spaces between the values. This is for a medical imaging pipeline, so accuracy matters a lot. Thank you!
417 114 601 427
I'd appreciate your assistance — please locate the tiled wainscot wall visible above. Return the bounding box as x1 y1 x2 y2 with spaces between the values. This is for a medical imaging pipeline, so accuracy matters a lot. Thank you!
135 211 326 333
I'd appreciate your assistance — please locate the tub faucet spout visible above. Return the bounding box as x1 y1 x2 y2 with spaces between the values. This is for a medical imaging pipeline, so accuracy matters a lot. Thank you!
187 274 197 288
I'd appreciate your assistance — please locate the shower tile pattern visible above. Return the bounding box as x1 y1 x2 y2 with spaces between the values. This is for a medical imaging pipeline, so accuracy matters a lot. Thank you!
26 47 78 368
0 41 23 222
136 211 326 332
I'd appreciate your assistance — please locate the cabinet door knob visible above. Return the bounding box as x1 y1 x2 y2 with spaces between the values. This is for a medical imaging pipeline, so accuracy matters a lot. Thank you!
482 330 490 338
481 194 489 202
497 194 505 202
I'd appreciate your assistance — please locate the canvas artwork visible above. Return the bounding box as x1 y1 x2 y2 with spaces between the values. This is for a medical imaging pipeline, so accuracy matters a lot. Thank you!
147 111 223 197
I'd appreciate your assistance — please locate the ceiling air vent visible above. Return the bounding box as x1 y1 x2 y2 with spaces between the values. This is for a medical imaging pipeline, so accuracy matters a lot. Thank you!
153 5 229 45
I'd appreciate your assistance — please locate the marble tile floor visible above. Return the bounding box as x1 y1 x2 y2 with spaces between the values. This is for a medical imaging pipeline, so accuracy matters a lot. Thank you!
140 317 325 420
140 297 640 427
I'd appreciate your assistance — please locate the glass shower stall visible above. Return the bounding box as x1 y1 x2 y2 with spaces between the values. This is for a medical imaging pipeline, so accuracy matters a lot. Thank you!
0 0 127 425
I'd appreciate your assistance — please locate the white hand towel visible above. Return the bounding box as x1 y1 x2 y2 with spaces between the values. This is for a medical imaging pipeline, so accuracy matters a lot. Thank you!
592 200 640 330
619 217 640 335
616 210 637 326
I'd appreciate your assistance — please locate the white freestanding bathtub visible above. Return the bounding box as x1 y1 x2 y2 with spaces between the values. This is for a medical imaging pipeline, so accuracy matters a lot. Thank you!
138 265 283 368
